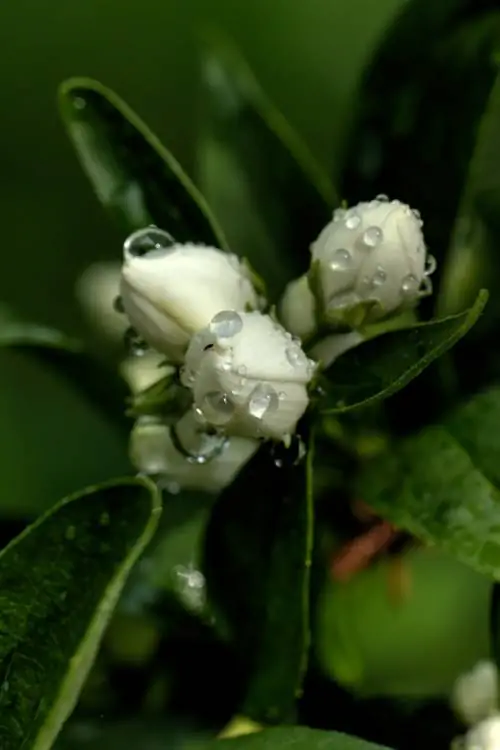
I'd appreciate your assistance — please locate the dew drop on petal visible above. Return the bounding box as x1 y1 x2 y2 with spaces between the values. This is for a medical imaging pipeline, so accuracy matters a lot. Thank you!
401 274 420 298
371 266 387 287
210 310 243 338
248 383 279 420
113 295 125 313
329 248 352 271
345 211 361 230
202 391 235 425
375 193 389 202
124 327 148 357
123 226 175 259
425 254 437 276
363 226 383 248
286 345 307 368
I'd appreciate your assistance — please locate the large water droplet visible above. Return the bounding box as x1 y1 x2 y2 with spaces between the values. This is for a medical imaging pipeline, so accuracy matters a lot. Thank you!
202 391 235 425
113 295 125 313
123 226 175 260
286 345 307 368
425 254 437 276
363 226 383 248
171 420 228 464
375 193 389 202
371 266 387 287
210 310 243 338
345 211 361 230
401 274 420 298
329 248 352 271
248 383 279 420
124 327 148 357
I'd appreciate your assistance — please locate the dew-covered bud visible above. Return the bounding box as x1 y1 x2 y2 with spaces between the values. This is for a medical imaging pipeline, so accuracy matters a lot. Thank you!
182 310 316 441
129 411 258 493
310 197 436 328
453 661 499 727
464 715 500 750
279 274 317 341
120 227 260 362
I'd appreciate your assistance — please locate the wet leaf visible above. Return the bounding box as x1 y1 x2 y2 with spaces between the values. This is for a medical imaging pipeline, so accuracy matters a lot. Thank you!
320 289 488 414
0 476 161 750
197 33 337 299
202 433 315 723
358 386 500 578
202 726 391 750
59 78 227 247
0 321 129 430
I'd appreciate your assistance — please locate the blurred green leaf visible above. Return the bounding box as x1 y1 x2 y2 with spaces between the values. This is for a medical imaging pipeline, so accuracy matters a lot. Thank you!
0 476 161 750
203 435 315 724
127 372 191 420
203 726 391 750
0 321 129 431
197 33 337 299
358 385 500 577
320 289 488 414
59 77 227 247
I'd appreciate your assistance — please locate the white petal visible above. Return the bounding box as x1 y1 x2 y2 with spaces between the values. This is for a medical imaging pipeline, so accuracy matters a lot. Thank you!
465 715 500 750
279 274 317 341
453 661 499 727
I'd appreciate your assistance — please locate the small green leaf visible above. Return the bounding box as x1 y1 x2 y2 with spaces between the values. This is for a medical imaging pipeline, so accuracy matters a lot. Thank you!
358 386 500 578
202 435 315 723
126 372 191 419
0 476 161 750
202 726 391 750
197 33 337 299
58 77 227 247
320 289 488 414
0 321 129 430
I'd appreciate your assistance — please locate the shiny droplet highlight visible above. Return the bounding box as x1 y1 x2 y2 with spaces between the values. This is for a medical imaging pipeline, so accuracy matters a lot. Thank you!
123 226 175 260
210 310 243 338
248 383 279 420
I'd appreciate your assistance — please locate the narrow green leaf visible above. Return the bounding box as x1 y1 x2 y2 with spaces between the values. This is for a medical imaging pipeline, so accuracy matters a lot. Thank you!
0 476 161 750
197 33 337 298
358 386 500 578
0 321 129 430
58 77 227 247
203 726 391 750
202 434 315 723
126 372 191 420
320 289 488 414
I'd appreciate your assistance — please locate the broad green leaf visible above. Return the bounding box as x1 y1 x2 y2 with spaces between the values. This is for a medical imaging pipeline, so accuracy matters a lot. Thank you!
358 386 500 578
197 33 337 299
320 289 488 414
202 726 391 750
202 434 315 723
58 77 227 247
0 476 161 750
0 321 129 430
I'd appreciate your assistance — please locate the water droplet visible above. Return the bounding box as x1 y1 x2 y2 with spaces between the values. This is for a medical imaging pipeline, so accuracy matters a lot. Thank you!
193 406 206 423
73 96 86 110
166 481 180 495
363 226 383 247
202 391 235 425
124 327 148 357
329 248 352 271
401 274 420 298
274 458 284 468
286 345 307 368
65 526 76 541
345 211 361 230
248 383 279 420
425 254 437 276
113 295 125 313
371 266 387 287
419 276 433 297
100 512 110 526
375 193 389 202
237 364 247 376
123 226 175 259
210 310 243 338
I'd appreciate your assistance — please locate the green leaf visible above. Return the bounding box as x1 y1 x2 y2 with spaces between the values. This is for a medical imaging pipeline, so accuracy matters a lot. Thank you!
0 321 129 431
58 77 227 247
197 33 337 299
126 372 191 420
320 289 488 414
358 386 500 578
202 726 391 750
202 435 315 723
0 476 161 750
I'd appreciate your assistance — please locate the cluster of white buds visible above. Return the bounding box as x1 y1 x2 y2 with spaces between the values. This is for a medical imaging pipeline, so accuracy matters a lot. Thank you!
281 195 436 338
452 661 500 750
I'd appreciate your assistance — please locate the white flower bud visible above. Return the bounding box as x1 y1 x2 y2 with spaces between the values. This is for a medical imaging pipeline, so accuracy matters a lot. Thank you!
182 310 316 441
279 274 317 341
130 411 258 493
464 715 500 750
120 229 260 362
453 661 499 727
310 197 436 327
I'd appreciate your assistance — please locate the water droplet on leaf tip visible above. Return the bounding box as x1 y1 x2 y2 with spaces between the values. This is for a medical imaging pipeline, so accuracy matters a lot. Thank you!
210 310 243 338
248 382 279 420
363 226 383 247
123 226 175 259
